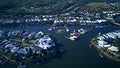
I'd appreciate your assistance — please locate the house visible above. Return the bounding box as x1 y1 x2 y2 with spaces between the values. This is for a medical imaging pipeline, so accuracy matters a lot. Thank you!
96 13 101 19
16 20 21 23
103 35 109 39
32 46 43 54
108 46 119 52
97 40 109 47
5 43 15 48
53 20 64 26
35 35 55 49
43 18 48 21
113 32 120 38
97 36 105 40
17 47 30 55
10 46 19 53
107 33 116 39
103 44 111 48
7 31 20 37
5 43 19 53
108 46 119 56
35 31 44 38
67 18 77 25
96 19 107 23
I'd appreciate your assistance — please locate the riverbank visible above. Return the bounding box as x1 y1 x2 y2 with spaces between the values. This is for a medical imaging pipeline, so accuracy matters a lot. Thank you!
113 16 120 26
91 38 120 63
107 15 120 27
111 20 120 27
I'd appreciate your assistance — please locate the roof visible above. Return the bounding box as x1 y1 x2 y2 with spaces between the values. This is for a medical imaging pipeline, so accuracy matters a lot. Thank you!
108 46 119 52
17 48 27 54
34 46 43 51
98 40 107 45
17 47 30 54
103 44 111 48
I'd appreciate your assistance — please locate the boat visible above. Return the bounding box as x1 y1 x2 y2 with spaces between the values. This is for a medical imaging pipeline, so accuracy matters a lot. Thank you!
66 28 69 32
70 31 80 36
70 32 75 36
89 44 92 48
78 29 81 32
99 53 103 58
68 35 78 41
48 28 52 31
73 30 76 33
57 30 63 34
98 32 101 36
52 27 55 29
79 29 87 34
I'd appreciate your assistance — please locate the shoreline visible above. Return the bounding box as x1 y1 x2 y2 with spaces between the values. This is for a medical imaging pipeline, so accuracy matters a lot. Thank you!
108 16 120 27
91 38 120 63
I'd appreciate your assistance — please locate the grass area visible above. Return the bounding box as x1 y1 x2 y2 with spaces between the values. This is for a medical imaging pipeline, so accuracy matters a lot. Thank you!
86 2 106 7
10 38 34 48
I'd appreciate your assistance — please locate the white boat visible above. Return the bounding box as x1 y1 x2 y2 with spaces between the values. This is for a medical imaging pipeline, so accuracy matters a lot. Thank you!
78 29 81 32
71 31 81 36
68 35 78 41
52 27 55 29
99 53 103 58
66 28 69 32
79 29 87 34
98 32 101 36
89 44 92 48
48 28 52 31
80 31 86 34
73 30 76 32
57 30 63 34
70 32 75 36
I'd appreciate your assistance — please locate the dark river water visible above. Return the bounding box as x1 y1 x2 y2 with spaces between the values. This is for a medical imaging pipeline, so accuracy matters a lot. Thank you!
0 25 120 68
116 16 120 22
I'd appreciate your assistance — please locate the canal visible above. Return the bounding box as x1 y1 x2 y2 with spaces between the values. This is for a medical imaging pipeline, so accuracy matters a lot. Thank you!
0 25 120 68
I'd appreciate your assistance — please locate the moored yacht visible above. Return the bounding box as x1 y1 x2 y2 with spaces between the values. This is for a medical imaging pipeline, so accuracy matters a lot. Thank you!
48 28 52 31
69 35 78 41
66 28 69 32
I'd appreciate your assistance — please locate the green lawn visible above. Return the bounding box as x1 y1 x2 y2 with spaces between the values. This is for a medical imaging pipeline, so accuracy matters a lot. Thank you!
86 2 106 7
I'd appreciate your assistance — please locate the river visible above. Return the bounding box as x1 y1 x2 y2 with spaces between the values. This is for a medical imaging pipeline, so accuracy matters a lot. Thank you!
116 16 120 22
0 25 120 68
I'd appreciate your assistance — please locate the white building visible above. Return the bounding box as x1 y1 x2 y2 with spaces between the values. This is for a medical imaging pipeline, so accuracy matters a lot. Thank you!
35 35 55 49
53 20 64 26
97 40 111 48
108 46 119 56
108 46 119 52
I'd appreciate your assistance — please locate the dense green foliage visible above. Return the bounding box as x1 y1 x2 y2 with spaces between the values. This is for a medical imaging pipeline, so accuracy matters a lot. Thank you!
0 0 119 15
